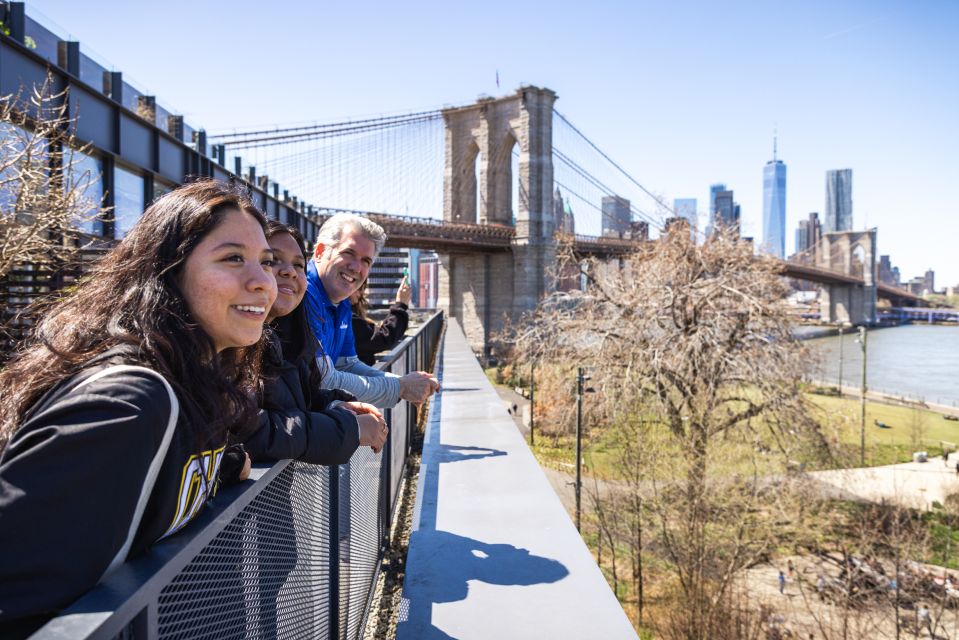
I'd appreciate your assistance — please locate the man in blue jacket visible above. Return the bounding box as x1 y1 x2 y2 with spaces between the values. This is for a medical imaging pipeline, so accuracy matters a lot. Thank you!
306 213 439 407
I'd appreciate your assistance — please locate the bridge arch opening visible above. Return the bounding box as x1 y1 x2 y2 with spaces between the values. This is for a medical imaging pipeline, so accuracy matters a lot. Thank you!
472 142 481 223
488 130 520 225
851 244 866 279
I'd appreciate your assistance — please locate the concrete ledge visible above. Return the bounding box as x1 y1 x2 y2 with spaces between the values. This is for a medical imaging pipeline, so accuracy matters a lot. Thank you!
397 319 636 639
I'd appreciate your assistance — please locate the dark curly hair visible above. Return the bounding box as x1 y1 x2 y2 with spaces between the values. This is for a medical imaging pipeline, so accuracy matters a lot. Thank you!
263 220 326 378
0 179 269 452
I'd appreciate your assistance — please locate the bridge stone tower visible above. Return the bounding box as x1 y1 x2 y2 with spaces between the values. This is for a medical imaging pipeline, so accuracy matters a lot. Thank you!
438 86 557 352
816 229 878 325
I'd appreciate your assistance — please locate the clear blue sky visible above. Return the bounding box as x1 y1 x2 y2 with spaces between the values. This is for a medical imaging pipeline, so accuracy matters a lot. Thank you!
25 0 959 286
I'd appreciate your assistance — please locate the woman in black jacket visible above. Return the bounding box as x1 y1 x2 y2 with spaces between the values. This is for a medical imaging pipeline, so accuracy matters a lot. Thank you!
0 180 276 637
350 277 411 366
238 222 387 639
243 221 387 464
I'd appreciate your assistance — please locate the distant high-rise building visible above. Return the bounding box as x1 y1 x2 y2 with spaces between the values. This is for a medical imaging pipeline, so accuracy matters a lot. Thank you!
601 195 631 238
878 255 899 286
713 190 739 233
552 187 574 235
673 198 697 240
794 212 821 256
708 183 726 234
368 247 409 308
924 269 935 294
417 251 439 309
762 137 787 258
825 169 853 232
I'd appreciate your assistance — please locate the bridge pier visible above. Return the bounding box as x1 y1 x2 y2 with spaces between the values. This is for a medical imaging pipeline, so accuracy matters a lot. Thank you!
820 282 876 325
439 86 558 354
815 229 878 325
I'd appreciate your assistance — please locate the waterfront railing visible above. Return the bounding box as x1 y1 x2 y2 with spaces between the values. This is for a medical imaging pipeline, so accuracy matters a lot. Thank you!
28 310 445 640
808 375 959 411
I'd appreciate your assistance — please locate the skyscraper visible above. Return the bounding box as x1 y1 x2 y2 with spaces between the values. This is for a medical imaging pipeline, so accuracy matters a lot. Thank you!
713 189 739 233
762 137 787 258
601 195 631 237
825 169 852 232
794 212 821 256
673 198 697 240
708 183 726 234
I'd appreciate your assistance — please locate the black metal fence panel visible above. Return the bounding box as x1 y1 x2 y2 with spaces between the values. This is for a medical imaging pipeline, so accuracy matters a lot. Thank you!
28 311 444 640
156 461 331 640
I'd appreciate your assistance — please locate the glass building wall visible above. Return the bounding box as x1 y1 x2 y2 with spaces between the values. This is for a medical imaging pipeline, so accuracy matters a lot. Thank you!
68 149 104 235
825 169 852 232
114 165 145 238
762 160 787 258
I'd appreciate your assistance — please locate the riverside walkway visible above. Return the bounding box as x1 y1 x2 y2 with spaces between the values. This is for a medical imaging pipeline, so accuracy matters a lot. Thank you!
396 319 636 639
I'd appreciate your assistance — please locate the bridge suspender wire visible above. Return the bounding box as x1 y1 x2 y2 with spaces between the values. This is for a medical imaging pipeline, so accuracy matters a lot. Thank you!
207 109 444 141
218 113 444 150
552 149 665 232
553 109 678 219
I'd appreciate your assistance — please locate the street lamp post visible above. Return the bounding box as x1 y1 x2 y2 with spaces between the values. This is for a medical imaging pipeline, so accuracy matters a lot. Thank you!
858 326 868 466
837 324 845 397
574 367 591 532
529 360 535 446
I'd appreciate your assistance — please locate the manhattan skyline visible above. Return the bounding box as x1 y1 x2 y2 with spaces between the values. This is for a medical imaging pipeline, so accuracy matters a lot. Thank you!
22 0 958 284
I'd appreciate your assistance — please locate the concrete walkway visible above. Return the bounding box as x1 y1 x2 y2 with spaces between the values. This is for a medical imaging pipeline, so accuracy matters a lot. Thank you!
810 456 959 510
396 320 636 640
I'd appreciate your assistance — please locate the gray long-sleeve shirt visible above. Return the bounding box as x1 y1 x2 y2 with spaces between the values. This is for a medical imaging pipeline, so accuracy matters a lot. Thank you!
319 354 402 408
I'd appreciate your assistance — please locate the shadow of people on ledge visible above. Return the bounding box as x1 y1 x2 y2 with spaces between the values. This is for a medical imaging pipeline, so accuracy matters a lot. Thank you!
396 529 569 640
432 443 507 464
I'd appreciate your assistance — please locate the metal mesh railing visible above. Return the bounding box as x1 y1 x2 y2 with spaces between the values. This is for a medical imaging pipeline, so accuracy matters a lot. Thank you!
29 310 444 640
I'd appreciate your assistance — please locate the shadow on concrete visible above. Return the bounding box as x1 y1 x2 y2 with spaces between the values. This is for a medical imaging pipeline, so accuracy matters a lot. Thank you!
397 529 569 639
397 360 569 639
432 443 507 464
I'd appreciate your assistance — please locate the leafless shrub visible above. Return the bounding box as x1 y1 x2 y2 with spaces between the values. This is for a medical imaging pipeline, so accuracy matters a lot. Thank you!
0 73 107 279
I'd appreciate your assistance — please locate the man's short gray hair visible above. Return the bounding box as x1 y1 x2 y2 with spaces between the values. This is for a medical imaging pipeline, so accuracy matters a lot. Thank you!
316 213 387 258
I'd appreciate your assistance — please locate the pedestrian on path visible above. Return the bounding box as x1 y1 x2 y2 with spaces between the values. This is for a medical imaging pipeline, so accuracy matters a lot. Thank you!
778 570 786 594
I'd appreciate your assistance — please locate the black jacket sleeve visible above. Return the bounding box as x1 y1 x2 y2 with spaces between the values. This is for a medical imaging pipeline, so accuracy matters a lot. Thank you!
310 388 357 412
0 371 172 630
245 406 360 466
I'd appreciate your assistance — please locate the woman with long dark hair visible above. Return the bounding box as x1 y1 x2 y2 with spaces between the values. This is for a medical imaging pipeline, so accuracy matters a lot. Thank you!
244 220 387 463
0 180 276 636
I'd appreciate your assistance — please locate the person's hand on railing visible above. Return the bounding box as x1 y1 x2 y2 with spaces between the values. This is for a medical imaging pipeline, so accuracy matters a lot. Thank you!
238 452 252 481
356 413 388 454
339 401 383 420
399 371 440 405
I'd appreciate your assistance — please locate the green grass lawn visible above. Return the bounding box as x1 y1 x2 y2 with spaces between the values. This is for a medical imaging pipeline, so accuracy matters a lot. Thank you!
526 393 959 478
807 393 959 465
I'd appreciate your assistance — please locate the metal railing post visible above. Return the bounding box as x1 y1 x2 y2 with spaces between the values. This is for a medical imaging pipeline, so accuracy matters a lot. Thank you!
328 464 341 640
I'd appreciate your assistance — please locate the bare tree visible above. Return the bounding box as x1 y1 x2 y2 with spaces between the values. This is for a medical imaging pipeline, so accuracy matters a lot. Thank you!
504 225 831 638
0 73 106 279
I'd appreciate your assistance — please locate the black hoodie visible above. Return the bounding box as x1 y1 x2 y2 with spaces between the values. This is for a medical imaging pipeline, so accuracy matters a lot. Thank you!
0 350 223 636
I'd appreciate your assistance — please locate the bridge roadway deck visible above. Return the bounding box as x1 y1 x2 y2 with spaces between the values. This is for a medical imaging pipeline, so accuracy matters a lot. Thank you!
396 319 636 639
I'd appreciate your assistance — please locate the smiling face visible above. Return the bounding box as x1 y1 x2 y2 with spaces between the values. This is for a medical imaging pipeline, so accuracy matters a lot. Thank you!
267 231 307 321
178 209 277 352
313 225 375 304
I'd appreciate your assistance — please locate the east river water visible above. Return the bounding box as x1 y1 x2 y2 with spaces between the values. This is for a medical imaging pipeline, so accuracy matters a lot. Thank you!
803 324 959 408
